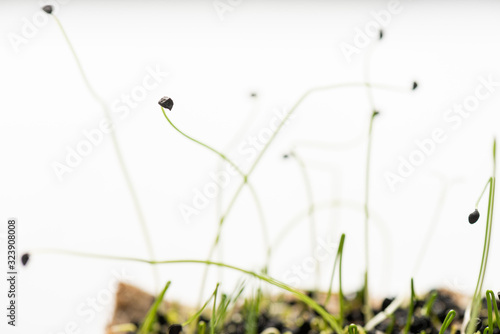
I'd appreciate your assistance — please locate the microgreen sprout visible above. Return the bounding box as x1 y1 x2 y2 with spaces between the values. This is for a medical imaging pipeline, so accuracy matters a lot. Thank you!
158 102 271 303
181 283 219 328
210 283 219 334
484 290 500 334
422 291 438 317
325 233 346 324
467 139 496 334
403 278 416 334
31 249 344 333
198 321 206 334
48 12 159 288
362 109 379 321
348 323 359 334
439 310 456 334
138 281 171 334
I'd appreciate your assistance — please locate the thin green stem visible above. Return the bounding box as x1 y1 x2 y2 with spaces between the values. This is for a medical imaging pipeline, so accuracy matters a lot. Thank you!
422 291 438 317
403 278 416 334
51 14 159 290
486 290 500 332
467 139 496 334
476 178 492 209
210 283 219 334
182 284 219 327
325 234 346 325
160 107 245 175
138 281 171 334
32 248 343 333
439 310 456 334
363 111 378 321
160 108 272 300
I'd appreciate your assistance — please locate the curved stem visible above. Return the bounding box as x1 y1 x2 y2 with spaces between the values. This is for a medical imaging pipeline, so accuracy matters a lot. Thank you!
468 139 496 334
51 14 159 290
32 248 343 334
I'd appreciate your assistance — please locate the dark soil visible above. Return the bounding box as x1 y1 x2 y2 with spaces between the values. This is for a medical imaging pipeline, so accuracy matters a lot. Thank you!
107 283 499 334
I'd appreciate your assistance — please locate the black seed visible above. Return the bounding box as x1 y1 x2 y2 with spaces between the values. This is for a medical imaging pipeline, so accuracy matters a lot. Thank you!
42 5 53 14
379 30 384 40
168 324 182 334
373 110 380 117
381 297 394 311
469 209 480 224
21 253 30 266
412 81 418 90
158 96 174 110
250 92 257 98
283 154 289 159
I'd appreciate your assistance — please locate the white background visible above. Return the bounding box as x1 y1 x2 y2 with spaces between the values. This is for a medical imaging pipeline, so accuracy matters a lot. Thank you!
2 0 500 333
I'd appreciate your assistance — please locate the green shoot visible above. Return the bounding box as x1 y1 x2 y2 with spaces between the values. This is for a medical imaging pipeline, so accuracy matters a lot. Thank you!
362 110 378 322
198 321 206 334
33 249 344 334
485 290 500 334
159 106 271 301
182 283 219 327
403 278 416 334
422 291 438 317
210 283 219 334
325 233 346 325
467 139 496 334
138 281 171 334
439 310 456 334
244 288 262 334
348 324 359 334
49 12 159 289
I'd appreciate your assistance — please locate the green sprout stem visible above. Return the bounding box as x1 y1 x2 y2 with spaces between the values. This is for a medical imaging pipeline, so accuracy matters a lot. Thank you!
33 248 344 334
182 283 219 327
325 233 346 325
198 321 206 334
210 283 219 334
439 310 456 334
50 14 159 290
422 291 438 317
485 290 500 334
138 281 171 334
159 107 271 300
403 278 416 334
467 139 496 334
362 110 378 322
348 324 359 334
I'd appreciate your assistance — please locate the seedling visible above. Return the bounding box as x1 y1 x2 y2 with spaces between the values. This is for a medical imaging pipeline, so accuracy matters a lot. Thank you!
439 310 456 334
403 278 416 334
484 290 500 334
46 10 159 288
466 139 496 334
325 233 346 324
138 281 171 334
348 323 359 334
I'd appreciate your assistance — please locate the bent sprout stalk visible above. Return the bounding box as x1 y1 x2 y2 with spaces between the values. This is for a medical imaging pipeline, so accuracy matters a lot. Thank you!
439 310 456 334
47 11 159 290
29 248 344 334
467 139 496 334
